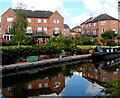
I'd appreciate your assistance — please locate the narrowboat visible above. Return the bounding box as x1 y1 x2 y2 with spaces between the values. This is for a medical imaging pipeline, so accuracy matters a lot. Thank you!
92 46 120 60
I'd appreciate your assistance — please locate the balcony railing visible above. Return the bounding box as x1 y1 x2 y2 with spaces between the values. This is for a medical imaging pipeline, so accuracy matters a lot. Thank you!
26 30 33 34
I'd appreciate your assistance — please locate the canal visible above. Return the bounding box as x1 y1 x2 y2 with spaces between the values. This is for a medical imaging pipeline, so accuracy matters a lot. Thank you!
1 58 120 97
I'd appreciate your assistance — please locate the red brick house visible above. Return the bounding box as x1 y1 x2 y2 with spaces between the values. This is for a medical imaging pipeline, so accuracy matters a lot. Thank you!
80 14 119 38
1 8 64 41
72 25 81 33
63 24 70 37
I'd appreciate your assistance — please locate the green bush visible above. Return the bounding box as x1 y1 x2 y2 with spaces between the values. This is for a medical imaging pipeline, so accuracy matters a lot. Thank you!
2 44 62 65
74 47 82 54
106 40 117 46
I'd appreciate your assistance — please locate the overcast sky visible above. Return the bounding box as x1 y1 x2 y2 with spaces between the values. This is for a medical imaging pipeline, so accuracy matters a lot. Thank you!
0 0 119 28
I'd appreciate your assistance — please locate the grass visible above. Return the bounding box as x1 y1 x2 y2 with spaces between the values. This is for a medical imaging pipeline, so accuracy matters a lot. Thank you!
77 45 96 50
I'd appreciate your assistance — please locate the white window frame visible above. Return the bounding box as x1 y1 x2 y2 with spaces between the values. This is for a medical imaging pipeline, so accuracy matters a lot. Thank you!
44 27 47 31
44 83 48 87
7 26 12 33
38 84 42 88
38 19 41 23
7 18 13 22
26 27 32 33
101 21 106 25
38 27 42 32
103 77 107 82
93 23 96 26
54 19 59 23
27 18 31 23
28 84 32 89
3 34 13 41
44 19 47 23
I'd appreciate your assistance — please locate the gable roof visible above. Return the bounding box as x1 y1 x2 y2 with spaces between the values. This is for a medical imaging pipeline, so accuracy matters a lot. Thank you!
64 24 70 28
70 29 76 33
13 9 53 18
92 14 118 22
73 26 80 29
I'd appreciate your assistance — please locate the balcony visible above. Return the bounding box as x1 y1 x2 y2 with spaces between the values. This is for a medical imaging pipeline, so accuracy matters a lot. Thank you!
26 30 33 34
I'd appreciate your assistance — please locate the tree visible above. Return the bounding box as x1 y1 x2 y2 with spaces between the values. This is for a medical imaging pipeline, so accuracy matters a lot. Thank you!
101 30 117 39
10 2 31 46
102 79 120 97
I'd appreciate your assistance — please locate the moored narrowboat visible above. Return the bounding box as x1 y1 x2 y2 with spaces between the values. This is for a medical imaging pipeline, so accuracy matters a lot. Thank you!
92 46 120 60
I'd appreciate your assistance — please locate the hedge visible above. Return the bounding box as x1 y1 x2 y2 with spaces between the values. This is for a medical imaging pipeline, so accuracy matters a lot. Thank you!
2 44 62 65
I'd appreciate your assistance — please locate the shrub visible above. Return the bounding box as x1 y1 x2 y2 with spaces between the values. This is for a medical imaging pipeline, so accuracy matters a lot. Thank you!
2 44 62 65
106 40 117 46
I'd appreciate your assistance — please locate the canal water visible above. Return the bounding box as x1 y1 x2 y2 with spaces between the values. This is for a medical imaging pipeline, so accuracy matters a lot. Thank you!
1 58 120 97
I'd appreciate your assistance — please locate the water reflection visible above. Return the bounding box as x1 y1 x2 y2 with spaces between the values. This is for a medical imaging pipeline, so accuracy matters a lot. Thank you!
2 58 120 97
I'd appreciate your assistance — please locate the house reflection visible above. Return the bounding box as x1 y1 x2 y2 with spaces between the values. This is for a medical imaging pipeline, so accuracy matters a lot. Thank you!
2 73 65 97
80 58 120 83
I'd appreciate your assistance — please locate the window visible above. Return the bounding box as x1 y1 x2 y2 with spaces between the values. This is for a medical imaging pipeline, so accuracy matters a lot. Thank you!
64 29 68 31
28 84 32 89
3 34 13 41
27 18 31 22
93 30 97 35
54 28 59 34
38 27 42 31
44 83 48 87
26 27 32 33
103 77 107 82
7 87 12 91
7 26 12 33
44 19 47 23
88 74 90 77
101 21 106 25
102 29 105 32
93 23 96 26
44 27 47 31
54 19 59 23
112 22 115 25
38 84 42 88
7 18 13 22
95 76 98 79
38 19 41 23
86 24 88 27
89 23 91 27
55 82 61 87
112 28 116 31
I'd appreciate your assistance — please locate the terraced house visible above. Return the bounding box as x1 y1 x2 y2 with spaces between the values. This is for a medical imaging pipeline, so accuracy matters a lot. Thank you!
1 8 64 41
80 14 119 38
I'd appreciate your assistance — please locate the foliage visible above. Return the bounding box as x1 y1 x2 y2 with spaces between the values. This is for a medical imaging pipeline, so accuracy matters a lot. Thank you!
106 40 117 46
10 2 30 45
48 34 76 52
101 30 117 39
102 79 120 97
2 44 62 65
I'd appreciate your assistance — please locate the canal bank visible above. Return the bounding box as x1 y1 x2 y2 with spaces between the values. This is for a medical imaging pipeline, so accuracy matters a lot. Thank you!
1 54 91 77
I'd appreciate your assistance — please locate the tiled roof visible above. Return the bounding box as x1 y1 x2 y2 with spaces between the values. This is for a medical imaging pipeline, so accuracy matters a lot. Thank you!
73 26 80 29
64 24 70 28
91 14 118 22
70 29 76 33
13 9 53 18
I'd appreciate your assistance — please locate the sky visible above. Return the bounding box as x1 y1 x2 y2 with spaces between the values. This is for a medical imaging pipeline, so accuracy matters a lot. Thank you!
0 0 119 28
